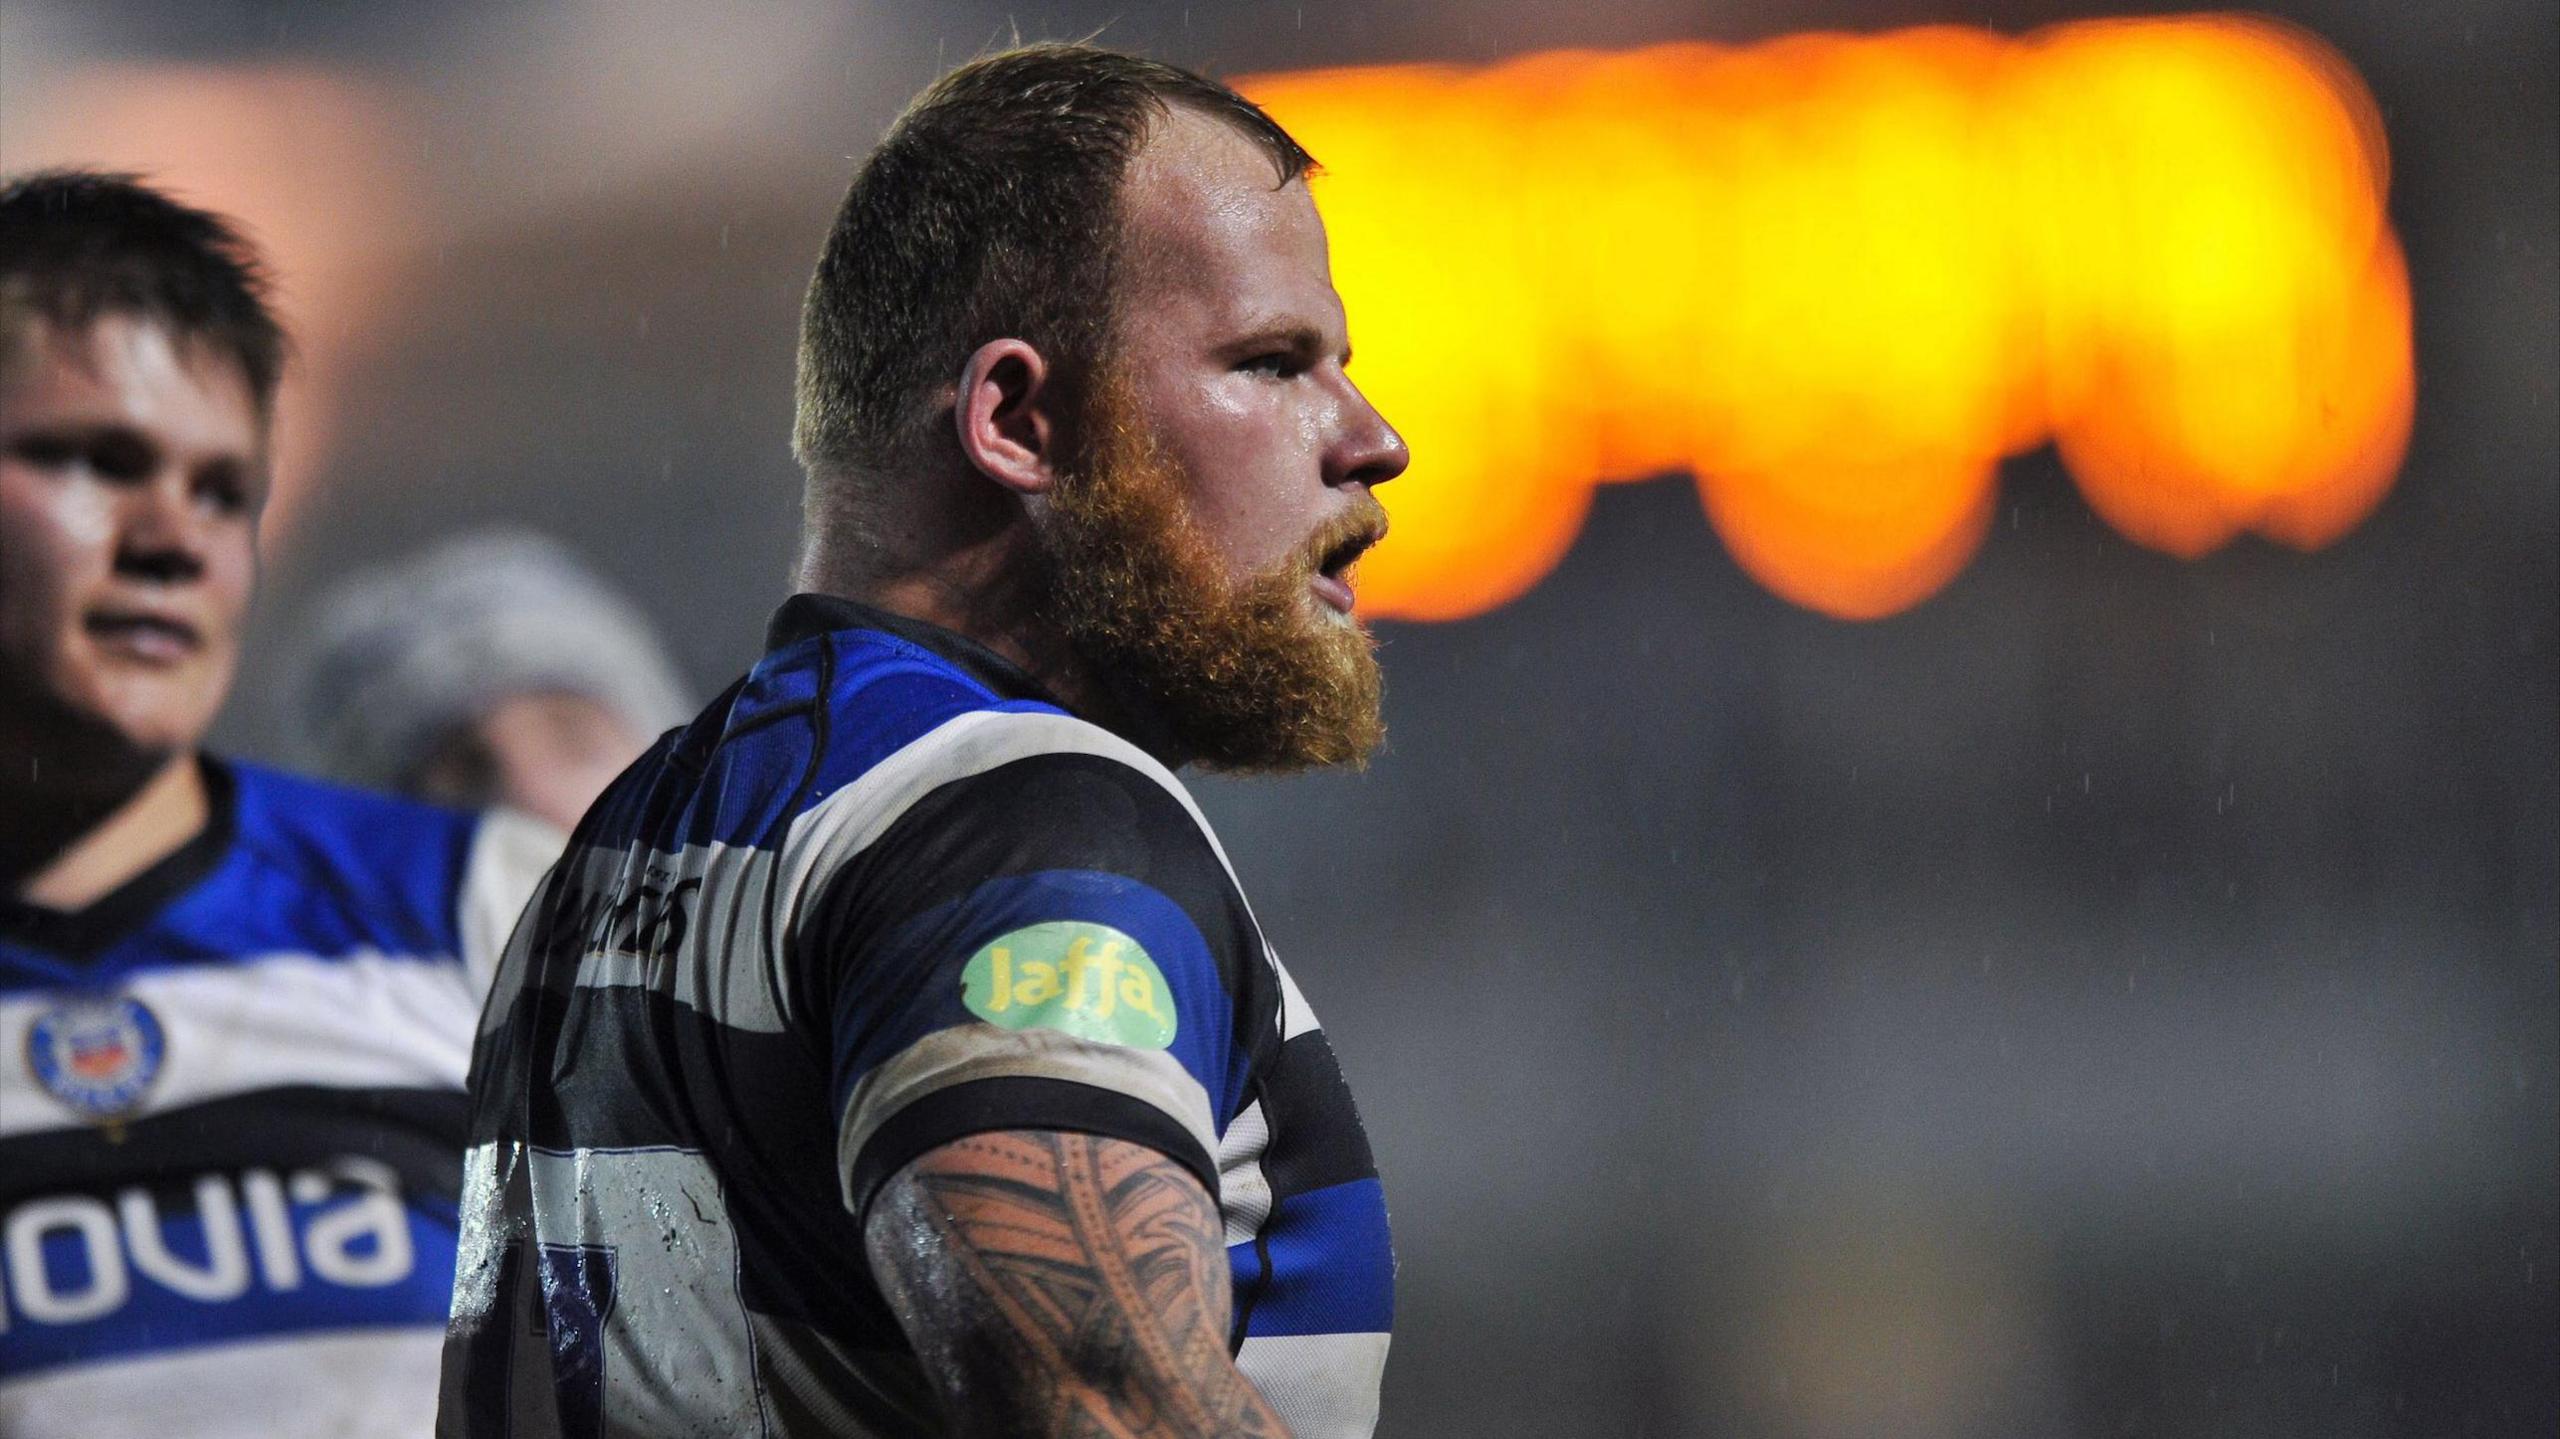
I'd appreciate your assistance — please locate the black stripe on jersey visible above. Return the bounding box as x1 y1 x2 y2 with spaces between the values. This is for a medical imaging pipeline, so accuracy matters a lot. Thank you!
479 969 1217 1229
747 1311 942 1437
0 1085 467 1205
468 975 1226 1348
467 981 900 1342
473 984 828 1158
1257 1030 1380 1203
845 1075 1220 1221
1223 1029 1379 1349
800 750 1281 1069
444 1233 529 1437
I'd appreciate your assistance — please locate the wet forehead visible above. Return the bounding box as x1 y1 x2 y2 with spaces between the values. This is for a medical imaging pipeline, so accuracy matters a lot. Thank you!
1118 107 1342 337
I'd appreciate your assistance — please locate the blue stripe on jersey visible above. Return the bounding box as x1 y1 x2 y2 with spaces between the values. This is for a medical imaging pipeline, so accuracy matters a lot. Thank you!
0 1197 459 1376
0 764 477 992
632 632 1059 856
1231 1177 1395 1337
832 868 1238 1121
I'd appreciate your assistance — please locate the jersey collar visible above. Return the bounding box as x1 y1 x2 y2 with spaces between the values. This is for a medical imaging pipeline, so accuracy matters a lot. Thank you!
0 756 238 962
766 593 1064 708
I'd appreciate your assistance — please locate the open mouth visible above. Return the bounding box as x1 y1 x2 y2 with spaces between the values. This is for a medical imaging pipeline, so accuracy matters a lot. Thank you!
1311 526 1384 614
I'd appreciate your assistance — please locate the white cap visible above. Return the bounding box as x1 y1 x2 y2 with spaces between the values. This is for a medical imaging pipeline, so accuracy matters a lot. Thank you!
284 528 692 790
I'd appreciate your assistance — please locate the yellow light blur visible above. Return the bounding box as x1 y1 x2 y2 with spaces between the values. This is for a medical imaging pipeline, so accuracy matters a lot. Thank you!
1241 15 2411 620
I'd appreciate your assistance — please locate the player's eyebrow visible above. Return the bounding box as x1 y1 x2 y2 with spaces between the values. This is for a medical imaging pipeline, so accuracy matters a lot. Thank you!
7 420 162 471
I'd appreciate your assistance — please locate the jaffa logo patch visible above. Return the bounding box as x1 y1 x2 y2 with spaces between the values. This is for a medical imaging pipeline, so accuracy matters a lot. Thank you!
963 922 1176 1050
27 994 167 1121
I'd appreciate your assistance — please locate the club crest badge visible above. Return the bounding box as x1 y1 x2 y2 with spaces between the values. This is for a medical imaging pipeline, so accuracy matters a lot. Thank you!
27 994 166 1122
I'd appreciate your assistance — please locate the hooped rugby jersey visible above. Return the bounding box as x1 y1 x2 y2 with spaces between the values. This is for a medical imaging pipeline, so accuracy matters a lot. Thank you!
0 761 557 1439
440 595 1393 1438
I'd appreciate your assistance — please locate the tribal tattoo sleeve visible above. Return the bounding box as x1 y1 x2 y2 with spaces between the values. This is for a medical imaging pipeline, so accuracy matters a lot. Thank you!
865 1131 1293 1439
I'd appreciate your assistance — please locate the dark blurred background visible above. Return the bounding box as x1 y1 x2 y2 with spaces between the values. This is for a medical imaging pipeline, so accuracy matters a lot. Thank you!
6 2 2551 1434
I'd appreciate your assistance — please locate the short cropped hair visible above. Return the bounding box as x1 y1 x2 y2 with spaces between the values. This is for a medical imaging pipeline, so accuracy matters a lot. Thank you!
0 169 287 414
793 43 1313 480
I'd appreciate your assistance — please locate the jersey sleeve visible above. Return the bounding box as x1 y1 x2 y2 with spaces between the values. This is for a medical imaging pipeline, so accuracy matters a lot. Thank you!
452 807 566 996
798 739 1263 1222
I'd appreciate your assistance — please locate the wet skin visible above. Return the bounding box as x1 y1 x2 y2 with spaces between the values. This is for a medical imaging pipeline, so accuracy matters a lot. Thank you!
864 108 1414 1437
1107 106 1409 618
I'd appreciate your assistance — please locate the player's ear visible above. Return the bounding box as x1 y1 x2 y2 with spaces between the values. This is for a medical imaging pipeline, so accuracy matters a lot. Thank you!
954 339 1062 497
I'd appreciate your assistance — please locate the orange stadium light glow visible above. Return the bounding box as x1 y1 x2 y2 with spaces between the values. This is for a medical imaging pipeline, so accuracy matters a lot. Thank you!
3 65 419 549
1239 15 2412 621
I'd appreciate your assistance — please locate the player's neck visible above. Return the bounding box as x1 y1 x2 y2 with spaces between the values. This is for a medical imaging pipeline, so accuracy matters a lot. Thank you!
804 510 1196 767
841 564 1186 765
3 748 210 912
860 565 1108 713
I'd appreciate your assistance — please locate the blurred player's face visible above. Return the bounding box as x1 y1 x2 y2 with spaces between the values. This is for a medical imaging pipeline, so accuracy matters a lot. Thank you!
0 315 262 766
1040 109 1408 771
405 690 649 831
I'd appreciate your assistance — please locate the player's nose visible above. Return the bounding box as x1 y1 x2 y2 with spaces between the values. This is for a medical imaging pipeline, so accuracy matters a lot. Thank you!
112 477 211 586
1325 378 1409 492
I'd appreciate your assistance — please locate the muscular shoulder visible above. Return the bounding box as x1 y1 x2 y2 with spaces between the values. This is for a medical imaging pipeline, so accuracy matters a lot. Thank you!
792 709 1253 984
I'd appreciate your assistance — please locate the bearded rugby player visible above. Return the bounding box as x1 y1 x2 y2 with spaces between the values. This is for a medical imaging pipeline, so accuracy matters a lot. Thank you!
0 172 556 1436
441 42 1408 1439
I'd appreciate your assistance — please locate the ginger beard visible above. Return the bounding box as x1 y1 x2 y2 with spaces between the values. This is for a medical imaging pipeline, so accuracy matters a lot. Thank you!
1037 373 1386 772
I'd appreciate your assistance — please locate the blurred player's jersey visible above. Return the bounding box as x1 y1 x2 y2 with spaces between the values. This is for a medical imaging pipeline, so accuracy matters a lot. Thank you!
439 595 1393 1438
0 762 556 1439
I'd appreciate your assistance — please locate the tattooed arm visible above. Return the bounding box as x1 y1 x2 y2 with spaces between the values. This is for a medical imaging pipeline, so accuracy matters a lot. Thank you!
864 1129 1294 1439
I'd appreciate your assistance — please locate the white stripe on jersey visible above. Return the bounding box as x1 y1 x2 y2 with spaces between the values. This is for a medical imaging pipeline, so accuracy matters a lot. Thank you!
774 709 1272 1000
1270 947 1322 1041
522 1146 766 1433
0 1325 443 1439
480 835 795 1037
1209 952 1319 1244
491 708 1271 1040
1238 1331 1391 1439
456 807 563 994
0 950 480 1138
1217 1099 1276 1245
835 1025 1220 1214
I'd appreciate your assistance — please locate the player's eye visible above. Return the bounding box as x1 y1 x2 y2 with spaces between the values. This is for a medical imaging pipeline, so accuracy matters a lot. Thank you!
7 430 157 481
195 461 256 517
9 433 85 471
1237 352 1302 379
93 434 158 482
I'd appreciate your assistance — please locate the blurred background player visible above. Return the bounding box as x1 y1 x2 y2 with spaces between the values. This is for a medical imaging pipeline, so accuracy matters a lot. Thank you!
441 44 1404 1438
0 171 556 1438
282 527 691 832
